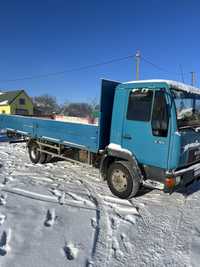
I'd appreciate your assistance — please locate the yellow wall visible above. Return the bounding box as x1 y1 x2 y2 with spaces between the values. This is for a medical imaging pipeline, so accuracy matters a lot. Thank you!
0 105 10 114
10 91 33 115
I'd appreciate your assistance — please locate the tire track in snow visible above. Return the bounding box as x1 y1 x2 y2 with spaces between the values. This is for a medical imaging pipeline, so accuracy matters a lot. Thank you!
1 186 96 211
80 181 112 267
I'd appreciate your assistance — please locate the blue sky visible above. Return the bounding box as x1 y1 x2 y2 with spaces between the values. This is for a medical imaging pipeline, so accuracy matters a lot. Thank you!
0 0 199 103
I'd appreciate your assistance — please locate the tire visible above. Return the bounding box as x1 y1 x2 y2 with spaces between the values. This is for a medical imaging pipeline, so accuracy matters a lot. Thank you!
39 152 47 164
45 154 52 163
107 160 140 199
28 142 41 164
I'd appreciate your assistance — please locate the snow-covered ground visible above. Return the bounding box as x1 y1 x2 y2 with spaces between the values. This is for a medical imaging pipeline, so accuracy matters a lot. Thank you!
0 142 200 266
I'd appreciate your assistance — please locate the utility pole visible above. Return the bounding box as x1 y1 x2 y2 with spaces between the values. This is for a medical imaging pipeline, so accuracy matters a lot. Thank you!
191 71 196 111
191 71 196 86
135 50 141 80
179 64 185 83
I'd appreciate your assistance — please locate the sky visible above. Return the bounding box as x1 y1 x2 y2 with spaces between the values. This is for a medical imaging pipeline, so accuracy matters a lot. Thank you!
0 0 200 104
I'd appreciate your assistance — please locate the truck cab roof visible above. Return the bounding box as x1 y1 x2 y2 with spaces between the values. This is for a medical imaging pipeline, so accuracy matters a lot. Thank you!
123 79 200 95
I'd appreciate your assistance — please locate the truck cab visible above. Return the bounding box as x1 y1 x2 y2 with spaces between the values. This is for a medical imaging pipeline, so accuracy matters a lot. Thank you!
102 80 200 198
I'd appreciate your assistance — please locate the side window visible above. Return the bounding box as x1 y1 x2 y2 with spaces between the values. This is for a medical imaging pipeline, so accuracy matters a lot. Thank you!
151 91 169 137
19 98 25 105
127 89 153 121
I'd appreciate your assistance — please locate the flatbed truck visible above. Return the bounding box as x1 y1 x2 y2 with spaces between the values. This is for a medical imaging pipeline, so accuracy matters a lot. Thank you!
1 79 200 199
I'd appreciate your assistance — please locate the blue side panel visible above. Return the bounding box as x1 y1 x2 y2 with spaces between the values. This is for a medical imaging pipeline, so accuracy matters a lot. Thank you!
0 115 99 153
98 79 121 149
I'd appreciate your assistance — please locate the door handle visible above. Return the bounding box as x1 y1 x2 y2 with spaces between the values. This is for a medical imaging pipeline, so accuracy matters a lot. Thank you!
123 134 132 140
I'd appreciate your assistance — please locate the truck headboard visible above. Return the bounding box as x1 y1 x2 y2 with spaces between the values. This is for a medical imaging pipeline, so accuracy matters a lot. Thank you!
98 79 121 149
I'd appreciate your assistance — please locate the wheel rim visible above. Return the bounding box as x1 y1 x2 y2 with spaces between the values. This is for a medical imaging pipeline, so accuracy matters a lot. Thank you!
111 169 128 192
31 146 38 160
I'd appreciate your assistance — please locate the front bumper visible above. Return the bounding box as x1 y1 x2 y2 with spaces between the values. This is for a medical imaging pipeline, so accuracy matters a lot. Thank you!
166 161 200 190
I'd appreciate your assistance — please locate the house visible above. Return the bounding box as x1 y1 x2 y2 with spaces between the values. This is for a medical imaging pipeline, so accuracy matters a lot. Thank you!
0 90 33 115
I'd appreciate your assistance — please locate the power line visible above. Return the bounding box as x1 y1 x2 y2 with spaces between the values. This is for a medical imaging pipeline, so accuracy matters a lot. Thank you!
141 55 179 75
141 55 199 84
0 52 197 84
0 54 135 83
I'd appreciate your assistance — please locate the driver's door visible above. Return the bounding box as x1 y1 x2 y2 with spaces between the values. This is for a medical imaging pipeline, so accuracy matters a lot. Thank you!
122 88 170 169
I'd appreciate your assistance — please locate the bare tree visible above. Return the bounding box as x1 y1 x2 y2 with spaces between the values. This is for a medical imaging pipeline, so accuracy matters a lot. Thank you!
61 98 100 118
33 94 59 115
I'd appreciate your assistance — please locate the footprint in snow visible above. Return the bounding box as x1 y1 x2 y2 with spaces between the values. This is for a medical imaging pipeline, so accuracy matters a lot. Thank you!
49 188 62 198
112 238 124 260
49 188 65 205
44 209 56 227
63 242 78 260
91 218 97 229
59 192 65 205
86 259 94 267
0 229 11 256
111 217 119 230
3 176 14 185
0 214 6 225
0 193 7 206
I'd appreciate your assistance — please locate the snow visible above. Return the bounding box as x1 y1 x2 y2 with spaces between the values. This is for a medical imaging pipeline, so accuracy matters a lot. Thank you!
177 107 193 119
0 143 200 266
125 79 200 95
124 214 136 224
107 143 132 156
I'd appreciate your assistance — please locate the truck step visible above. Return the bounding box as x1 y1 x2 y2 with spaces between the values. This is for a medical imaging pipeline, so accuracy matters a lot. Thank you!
142 180 164 190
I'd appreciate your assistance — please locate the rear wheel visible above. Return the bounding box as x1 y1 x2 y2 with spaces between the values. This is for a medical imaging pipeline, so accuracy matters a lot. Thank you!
39 152 47 164
28 141 52 164
28 142 41 164
107 161 140 199
45 154 52 163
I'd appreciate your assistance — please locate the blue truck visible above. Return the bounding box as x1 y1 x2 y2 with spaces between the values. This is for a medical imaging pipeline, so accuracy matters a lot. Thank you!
1 79 200 199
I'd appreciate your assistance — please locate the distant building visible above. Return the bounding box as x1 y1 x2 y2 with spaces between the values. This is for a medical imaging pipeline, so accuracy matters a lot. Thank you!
0 90 33 115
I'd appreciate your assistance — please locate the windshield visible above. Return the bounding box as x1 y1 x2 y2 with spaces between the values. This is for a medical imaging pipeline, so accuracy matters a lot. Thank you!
172 89 200 128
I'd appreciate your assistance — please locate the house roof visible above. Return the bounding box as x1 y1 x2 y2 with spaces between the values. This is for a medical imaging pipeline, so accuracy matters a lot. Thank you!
0 90 24 106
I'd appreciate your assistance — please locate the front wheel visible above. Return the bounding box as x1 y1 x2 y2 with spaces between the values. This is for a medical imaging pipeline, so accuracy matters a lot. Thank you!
107 161 140 199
